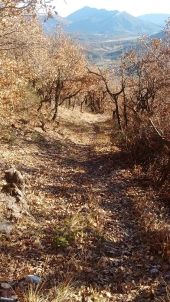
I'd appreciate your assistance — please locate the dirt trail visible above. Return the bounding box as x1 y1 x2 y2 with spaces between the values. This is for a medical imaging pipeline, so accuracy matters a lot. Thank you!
0 111 169 301
55 119 168 301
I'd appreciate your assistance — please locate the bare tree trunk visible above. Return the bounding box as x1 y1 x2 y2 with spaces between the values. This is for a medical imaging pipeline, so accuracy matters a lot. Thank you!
52 77 63 121
114 97 122 130
123 89 128 128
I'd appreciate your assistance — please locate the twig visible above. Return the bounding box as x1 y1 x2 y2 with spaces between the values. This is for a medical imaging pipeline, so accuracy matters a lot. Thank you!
149 118 170 147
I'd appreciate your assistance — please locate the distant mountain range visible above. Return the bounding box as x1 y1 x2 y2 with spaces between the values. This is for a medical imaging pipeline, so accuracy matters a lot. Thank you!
66 7 160 35
39 7 170 37
39 7 169 66
138 13 170 27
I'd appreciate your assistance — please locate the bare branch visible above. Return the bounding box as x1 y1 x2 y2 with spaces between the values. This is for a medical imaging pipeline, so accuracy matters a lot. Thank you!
149 118 170 147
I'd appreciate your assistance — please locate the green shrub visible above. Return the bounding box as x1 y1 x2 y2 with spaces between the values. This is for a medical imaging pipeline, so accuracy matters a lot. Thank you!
54 214 86 249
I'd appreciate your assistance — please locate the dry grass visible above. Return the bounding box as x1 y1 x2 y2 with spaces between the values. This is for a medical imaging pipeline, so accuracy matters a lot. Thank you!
23 285 47 302
23 282 76 302
23 282 111 302
52 282 76 302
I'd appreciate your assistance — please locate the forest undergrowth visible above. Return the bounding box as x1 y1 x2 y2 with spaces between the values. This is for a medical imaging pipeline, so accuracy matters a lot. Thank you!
0 108 169 302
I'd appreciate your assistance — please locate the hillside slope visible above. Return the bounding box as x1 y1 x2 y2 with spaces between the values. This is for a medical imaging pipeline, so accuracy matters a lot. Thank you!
0 108 169 301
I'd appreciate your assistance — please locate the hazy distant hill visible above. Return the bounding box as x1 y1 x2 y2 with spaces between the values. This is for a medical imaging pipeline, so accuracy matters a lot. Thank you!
150 31 166 39
66 6 160 36
39 7 166 66
138 14 170 27
40 7 161 37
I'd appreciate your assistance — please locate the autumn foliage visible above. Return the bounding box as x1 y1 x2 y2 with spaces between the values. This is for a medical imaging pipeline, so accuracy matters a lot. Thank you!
0 2 169 179
0 5 170 301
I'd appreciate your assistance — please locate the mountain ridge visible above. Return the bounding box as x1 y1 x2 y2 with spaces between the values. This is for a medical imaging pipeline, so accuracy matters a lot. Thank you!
65 7 160 35
40 6 163 37
138 13 170 26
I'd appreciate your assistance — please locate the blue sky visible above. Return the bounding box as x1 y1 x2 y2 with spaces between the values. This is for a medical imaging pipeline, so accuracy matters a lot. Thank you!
53 0 170 17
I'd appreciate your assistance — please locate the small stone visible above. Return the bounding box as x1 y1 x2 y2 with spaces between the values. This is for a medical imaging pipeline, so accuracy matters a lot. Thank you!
24 275 41 284
0 221 13 235
0 283 11 289
5 168 24 187
150 267 159 275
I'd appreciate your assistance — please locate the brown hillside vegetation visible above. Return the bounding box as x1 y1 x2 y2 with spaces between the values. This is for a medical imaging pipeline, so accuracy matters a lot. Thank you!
0 2 170 301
